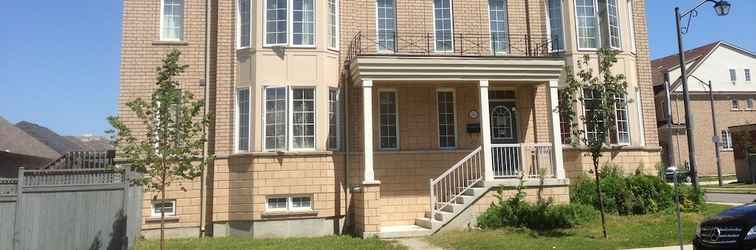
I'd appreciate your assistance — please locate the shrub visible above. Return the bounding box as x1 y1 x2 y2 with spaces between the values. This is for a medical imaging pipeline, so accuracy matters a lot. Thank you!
478 182 598 230
571 172 700 215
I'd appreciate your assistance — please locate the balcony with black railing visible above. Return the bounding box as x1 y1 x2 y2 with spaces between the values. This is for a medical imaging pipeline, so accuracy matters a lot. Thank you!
346 31 562 63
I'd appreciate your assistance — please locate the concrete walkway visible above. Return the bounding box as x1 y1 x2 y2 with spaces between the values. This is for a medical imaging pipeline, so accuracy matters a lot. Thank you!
705 192 756 204
625 245 692 250
394 238 442 250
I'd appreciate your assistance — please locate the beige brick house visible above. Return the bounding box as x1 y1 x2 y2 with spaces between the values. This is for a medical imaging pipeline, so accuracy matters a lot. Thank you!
653 41 756 177
119 0 661 239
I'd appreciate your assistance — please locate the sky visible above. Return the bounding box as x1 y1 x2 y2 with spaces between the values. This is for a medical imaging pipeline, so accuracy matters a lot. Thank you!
0 0 754 136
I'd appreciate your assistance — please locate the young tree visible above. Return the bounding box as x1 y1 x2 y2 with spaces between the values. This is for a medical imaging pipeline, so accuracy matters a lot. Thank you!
560 49 628 239
108 49 212 249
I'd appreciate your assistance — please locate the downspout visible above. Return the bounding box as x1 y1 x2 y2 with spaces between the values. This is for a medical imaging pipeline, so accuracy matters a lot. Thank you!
199 0 213 237
343 70 351 234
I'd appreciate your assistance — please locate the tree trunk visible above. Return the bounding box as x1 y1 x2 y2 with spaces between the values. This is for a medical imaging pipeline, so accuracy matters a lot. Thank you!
593 157 608 239
160 171 166 250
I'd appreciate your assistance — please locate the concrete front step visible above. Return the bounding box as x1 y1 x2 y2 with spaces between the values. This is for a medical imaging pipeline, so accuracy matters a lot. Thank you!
377 225 432 239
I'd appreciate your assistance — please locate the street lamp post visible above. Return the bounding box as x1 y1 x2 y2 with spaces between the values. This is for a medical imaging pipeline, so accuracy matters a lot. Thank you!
690 76 725 187
674 0 731 193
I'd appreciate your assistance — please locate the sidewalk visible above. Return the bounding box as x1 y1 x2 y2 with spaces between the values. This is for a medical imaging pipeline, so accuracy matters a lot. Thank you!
626 245 692 250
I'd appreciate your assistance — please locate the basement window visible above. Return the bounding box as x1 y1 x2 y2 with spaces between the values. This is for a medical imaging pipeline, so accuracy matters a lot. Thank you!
266 196 313 212
151 200 176 217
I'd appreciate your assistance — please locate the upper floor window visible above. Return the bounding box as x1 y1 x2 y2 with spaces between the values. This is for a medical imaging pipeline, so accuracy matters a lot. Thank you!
746 68 752 82
379 90 399 150
376 0 396 52
575 0 599 49
488 0 509 54
160 0 184 41
292 0 315 46
433 0 454 52
328 0 339 50
547 0 565 52
626 0 637 52
600 0 621 49
237 0 252 48
265 0 289 45
729 68 737 82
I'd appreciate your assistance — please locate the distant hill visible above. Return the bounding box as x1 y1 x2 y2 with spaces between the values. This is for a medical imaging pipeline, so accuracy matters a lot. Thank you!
15 121 85 155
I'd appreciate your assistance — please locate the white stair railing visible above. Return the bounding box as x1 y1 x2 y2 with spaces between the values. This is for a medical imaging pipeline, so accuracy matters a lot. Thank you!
492 143 555 179
429 146 483 228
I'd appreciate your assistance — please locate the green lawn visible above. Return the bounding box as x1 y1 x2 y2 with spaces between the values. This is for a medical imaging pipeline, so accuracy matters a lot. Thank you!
427 204 732 250
136 235 406 250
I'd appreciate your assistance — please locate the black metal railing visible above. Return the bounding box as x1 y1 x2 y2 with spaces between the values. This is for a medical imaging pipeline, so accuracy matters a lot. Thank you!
346 31 562 63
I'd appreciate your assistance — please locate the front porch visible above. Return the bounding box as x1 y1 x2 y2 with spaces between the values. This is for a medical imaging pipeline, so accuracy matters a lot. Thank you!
346 54 569 237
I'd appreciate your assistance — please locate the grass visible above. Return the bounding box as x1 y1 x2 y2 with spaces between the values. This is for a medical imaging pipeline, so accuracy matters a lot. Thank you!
703 182 756 194
427 204 732 250
136 235 406 250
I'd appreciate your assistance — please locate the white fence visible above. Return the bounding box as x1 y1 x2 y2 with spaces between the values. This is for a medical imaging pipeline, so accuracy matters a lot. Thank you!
491 143 555 179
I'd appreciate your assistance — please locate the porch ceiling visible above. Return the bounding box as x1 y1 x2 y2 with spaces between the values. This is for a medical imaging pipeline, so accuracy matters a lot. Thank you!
350 55 565 84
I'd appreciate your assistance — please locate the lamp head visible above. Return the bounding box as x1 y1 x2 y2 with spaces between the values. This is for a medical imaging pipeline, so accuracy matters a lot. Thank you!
713 0 731 16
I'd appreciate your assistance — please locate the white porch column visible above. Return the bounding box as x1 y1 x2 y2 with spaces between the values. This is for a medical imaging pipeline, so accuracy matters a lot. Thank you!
479 80 494 181
548 80 566 179
362 80 377 183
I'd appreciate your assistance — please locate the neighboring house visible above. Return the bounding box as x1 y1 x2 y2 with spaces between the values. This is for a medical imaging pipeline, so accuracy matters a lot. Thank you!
120 0 660 238
653 41 756 177
727 124 756 183
0 117 59 177
15 121 87 154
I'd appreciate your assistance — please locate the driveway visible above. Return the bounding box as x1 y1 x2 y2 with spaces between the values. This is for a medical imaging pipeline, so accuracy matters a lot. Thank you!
705 192 756 204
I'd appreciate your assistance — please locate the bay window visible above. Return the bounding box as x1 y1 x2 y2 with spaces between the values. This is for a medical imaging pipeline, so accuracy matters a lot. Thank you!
433 0 453 52
547 0 565 51
237 0 251 48
292 0 315 46
575 0 599 49
291 88 315 149
582 88 630 145
599 0 621 49
264 87 288 151
328 0 339 49
264 86 316 151
328 88 341 150
236 88 251 152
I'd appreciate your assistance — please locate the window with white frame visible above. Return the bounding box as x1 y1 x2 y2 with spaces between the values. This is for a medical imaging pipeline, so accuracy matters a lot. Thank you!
612 94 630 144
746 68 752 82
731 97 739 110
237 0 251 48
583 88 603 143
558 90 573 144
626 0 636 52
729 68 737 82
266 196 313 211
160 0 184 41
489 0 509 54
379 90 399 149
433 0 453 52
328 88 341 150
264 87 288 151
292 0 315 46
236 88 251 152
437 90 456 148
721 129 732 150
328 0 339 49
547 0 565 51
376 0 396 52
600 0 621 49
292 88 316 149
151 200 176 217
265 0 288 45
575 0 599 49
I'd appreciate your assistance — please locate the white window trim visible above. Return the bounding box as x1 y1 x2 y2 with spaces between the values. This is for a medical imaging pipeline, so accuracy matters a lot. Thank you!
487 0 510 55
436 88 458 149
729 67 738 83
290 195 314 211
378 89 400 150
289 86 317 151
374 0 397 53
432 0 455 53
263 0 288 47
289 0 317 48
262 85 289 152
235 87 252 152
265 195 313 212
605 0 622 50
545 0 566 53
236 0 252 49
721 129 733 151
745 68 752 83
151 200 176 217
574 0 601 51
327 0 340 51
159 0 184 42
613 94 631 145
626 0 637 53
265 196 290 212
328 87 342 150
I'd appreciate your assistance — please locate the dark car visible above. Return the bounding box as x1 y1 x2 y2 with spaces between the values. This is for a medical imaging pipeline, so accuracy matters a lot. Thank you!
665 166 692 183
694 203 756 250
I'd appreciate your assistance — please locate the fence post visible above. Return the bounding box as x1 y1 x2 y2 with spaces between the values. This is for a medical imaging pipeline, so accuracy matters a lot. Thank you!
14 167 24 250
122 168 130 250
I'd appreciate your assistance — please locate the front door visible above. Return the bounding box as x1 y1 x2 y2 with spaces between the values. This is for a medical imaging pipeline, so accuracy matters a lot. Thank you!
489 93 519 177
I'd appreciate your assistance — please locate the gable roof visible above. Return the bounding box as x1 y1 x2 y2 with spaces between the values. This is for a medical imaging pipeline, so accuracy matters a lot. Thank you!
15 121 85 155
651 41 719 88
0 117 60 159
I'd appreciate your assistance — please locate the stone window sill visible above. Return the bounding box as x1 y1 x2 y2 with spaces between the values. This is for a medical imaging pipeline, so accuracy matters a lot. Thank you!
145 216 179 223
261 210 319 219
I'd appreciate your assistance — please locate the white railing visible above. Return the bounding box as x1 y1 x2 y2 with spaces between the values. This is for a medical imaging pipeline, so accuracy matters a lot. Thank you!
429 146 483 227
491 143 555 179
